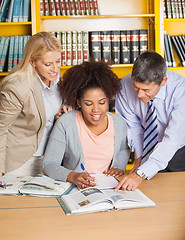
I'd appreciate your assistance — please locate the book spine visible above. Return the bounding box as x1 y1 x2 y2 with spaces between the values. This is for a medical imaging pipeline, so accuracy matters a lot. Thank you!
59 0 66 16
84 0 89 15
72 31 77 65
18 35 23 64
82 31 89 61
174 0 179 18
40 0 44 16
93 0 99 15
13 35 19 67
64 0 70 15
0 37 10 72
23 0 30 22
111 30 120 64
55 31 61 43
139 29 148 55
181 0 185 18
12 0 21 22
89 31 101 62
55 0 61 15
77 31 83 64
120 30 130 64
5 0 14 22
171 0 177 18
79 0 85 15
178 35 185 56
0 0 10 22
130 30 140 63
74 0 80 15
164 0 167 18
164 30 172 67
101 31 112 63
8 36 14 72
19 0 24 22
61 31 66 66
177 0 183 18
166 0 172 18
167 33 176 67
49 0 56 16
171 35 185 67
66 31 72 66
44 0 50 16
69 0 75 15
176 35 185 63
89 0 94 15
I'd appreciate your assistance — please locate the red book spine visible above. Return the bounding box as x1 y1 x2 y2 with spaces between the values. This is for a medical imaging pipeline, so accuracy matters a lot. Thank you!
93 0 99 15
60 0 66 15
79 0 85 15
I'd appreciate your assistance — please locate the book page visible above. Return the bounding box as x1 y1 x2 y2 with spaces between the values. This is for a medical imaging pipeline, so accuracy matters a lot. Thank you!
90 174 118 189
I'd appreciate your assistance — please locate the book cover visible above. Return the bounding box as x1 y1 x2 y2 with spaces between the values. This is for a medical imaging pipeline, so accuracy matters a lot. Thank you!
58 187 156 215
0 36 10 72
54 0 61 15
89 31 101 62
101 31 112 63
74 0 79 15
66 31 72 66
59 0 66 16
139 29 148 55
12 0 21 22
44 0 50 16
120 30 130 64
13 35 19 67
79 0 85 15
8 35 14 72
130 30 140 63
171 35 185 67
64 0 70 15
61 31 66 66
72 31 77 65
77 31 83 64
82 31 89 61
0 174 73 197
111 30 120 64
5 0 14 22
69 0 75 15
164 30 172 67
49 0 56 16
167 33 176 67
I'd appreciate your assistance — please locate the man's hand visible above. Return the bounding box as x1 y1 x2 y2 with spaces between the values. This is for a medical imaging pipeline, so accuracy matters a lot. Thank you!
114 172 144 191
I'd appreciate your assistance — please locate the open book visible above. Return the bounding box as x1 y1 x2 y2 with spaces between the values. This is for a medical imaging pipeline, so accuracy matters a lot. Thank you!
0 174 73 197
58 187 156 215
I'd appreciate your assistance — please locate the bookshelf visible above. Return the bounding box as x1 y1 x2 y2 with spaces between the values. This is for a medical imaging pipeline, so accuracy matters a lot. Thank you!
0 0 164 79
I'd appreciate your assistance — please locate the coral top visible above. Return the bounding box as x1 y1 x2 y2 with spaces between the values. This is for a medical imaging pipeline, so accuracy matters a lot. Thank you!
76 111 114 174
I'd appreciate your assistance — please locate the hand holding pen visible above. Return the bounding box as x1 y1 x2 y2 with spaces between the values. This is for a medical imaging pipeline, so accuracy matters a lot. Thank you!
79 163 96 189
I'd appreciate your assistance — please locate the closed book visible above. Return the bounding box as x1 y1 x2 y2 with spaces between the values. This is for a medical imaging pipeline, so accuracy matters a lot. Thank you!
72 31 77 65
61 31 66 66
12 0 21 22
23 0 30 22
171 0 177 18
79 0 85 15
44 0 50 16
89 31 101 62
5 0 14 22
0 36 10 72
0 37 6 64
66 31 72 66
82 31 89 61
139 29 148 55
8 36 14 72
69 0 75 15
77 31 83 64
101 31 112 63
64 0 70 15
13 35 19 67
166 0 172 18
174 0 179 18
18 35 23 64
111 30 120 64
74 0 79 15
19 0 24 22
49 0 56 16
164 30 172 67
181 0 185 18
177 0 183 18
120 30 130 64
59 0 66 16
55 31 61 43
40 0 44 16
89 0 94 15
0 0 10 22
130 30 140 63
164 0 167 18
84 0 89 15
177 35 185 61
167 33 176 67
171 35 185 67
55 0 61 15
93 0 98 15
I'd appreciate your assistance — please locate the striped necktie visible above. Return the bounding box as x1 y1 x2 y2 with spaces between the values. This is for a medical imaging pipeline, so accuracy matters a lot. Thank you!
142 100 158 162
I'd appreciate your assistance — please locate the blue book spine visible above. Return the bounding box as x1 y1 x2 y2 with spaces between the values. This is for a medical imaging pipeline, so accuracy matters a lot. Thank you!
23 0 30 22
13 35 19 67
18 35 23 64
0 0 11 22
12 0 21 22
19 0 24 22
8 36 15 72
5 0 14 22
0 37 10 72
0 37 6 67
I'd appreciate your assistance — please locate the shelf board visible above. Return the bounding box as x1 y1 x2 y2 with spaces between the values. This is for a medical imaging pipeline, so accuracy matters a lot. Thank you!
41 14 155 20
164 18 185 22
168 67 185 70
0 22 32 26
0 72 8 76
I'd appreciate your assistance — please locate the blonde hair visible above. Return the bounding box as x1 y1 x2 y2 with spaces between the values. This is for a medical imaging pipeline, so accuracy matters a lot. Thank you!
0 32 61 88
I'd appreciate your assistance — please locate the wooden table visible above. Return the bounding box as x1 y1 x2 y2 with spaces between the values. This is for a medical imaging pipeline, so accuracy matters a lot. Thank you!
0 172 185 240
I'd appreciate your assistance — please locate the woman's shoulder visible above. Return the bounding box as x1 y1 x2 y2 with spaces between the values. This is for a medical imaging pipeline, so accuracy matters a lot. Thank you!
56 110 77 124
108 112 127 128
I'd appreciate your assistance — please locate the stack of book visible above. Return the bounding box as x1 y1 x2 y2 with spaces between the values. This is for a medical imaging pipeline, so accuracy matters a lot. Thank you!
164 30 185 67
0 0 30 22
40 0 99 16
0 35 31 72
164 0 185 19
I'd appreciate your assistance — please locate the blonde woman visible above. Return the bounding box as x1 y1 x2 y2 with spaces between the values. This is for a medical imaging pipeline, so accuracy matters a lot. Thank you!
0 32 70 179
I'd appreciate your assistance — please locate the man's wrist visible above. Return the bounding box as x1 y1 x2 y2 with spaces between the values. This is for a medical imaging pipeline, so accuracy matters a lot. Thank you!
135 169 146 179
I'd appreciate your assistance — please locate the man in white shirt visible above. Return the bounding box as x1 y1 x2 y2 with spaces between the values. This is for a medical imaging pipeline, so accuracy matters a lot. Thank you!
115 51 185 191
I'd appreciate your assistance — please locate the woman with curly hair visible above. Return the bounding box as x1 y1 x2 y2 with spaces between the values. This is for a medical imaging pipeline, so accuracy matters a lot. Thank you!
43 60 129 189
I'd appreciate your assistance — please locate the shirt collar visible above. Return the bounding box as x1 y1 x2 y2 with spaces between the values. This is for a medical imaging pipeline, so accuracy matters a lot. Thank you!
153 83 166 101
36 72 60 90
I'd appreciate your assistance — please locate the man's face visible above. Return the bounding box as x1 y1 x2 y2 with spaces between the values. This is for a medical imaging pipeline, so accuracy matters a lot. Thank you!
133 78 167 103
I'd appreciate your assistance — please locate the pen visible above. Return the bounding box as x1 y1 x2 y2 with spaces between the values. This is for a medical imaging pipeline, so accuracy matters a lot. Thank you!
80 163 92 187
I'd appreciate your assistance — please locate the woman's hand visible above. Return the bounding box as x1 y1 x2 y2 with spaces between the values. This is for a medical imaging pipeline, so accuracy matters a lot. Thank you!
103 168 124 178
67 171 96 189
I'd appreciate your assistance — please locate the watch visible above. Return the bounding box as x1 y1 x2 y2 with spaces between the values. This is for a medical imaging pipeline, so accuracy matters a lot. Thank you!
135 169 145 178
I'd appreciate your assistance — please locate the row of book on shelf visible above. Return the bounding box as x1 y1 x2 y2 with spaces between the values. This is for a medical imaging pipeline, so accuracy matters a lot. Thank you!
0 35 31 72
40 0 99 16
164 0 185 18
0 0 30 22
53 29 148 66
164 30 185 67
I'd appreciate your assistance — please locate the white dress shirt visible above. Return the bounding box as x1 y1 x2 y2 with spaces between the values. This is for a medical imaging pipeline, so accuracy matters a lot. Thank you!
34 74 62 156
116 70 185 179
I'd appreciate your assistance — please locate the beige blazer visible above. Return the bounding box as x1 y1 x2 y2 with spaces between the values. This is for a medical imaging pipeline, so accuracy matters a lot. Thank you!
0 74 46 173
